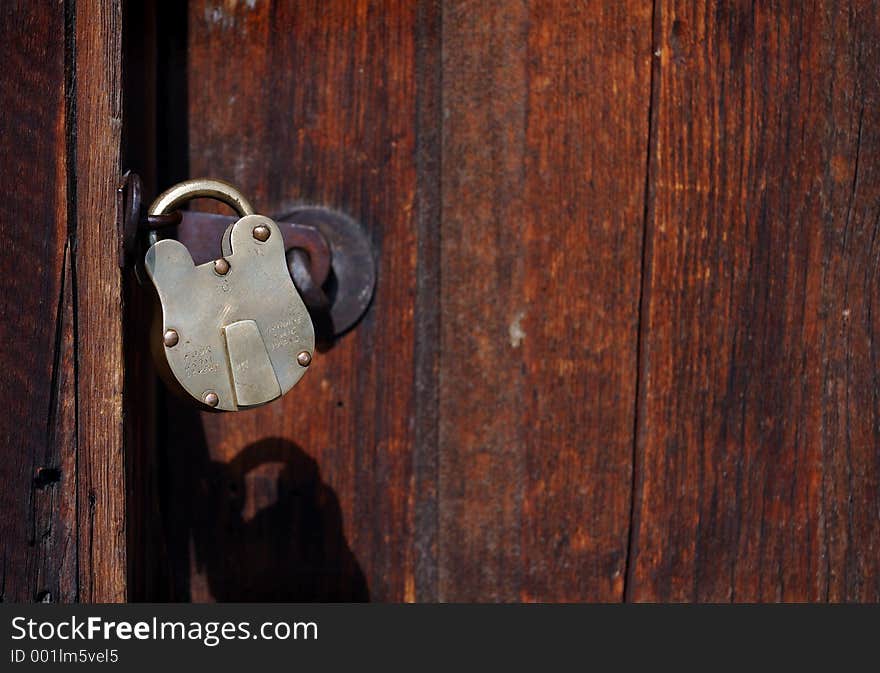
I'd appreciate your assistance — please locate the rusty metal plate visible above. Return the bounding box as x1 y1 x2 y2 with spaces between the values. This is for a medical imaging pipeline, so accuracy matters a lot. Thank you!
279 206 376 337
175 211 332 288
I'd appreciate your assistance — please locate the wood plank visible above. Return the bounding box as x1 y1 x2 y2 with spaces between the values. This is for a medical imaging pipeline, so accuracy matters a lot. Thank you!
0 0 76 604
122 0 168 602
439 0 653 601
412 0 442 601
74 0 125 602
628 0 880 601
160 0 427 601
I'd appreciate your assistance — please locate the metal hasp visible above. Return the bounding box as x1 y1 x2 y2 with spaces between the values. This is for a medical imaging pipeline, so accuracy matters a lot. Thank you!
144 180 315 411
278 206 376 338
173 207 375 336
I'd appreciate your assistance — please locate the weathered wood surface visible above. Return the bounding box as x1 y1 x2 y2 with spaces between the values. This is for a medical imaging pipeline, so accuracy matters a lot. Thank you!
150 0 880 603
627 0 880 602
74 0 126 604
438 0 652 601
5 0 880 603
0 1 124 602
0 1 75 603
160 0 426 601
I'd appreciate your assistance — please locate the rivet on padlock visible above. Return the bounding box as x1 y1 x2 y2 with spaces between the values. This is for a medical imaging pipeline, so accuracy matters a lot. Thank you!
143 178 315 411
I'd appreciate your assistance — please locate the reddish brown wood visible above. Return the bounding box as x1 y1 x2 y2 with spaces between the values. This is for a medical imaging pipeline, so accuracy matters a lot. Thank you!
158 0 428 601
74 0 125 602
0 1 125 603
0 0 76 604
438 0 652 601
9 0 880 605
412 0 442 602
628 0 880 601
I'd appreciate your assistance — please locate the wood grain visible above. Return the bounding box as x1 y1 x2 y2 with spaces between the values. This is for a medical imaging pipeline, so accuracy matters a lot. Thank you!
74 0 125 602
0 0 76 604
158 0 427 601
439 0 652 601
412 0 442 601
628 0 880 601
8 0 880 605
0 0 124 603
108 0 880 603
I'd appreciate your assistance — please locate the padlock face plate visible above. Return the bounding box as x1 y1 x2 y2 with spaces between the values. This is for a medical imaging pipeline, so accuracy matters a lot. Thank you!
144 214 315 411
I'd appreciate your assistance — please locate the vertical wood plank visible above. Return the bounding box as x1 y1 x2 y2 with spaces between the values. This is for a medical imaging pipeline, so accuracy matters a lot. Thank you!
629 0 880 601
122 0 167 602
161 0 427 601
439 0 653 601
75 0 125 602
439 0 529 602
1 0 125 604
0 1 75 602
412 0 442 601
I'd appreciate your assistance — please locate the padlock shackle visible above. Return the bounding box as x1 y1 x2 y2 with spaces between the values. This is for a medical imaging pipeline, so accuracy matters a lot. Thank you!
147 178 256 247
148 178 255 218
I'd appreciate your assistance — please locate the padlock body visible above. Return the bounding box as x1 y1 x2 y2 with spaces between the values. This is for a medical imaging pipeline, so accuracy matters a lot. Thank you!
144 214 315 411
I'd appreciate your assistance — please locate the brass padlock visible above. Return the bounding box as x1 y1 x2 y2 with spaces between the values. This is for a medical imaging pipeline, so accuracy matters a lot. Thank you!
143 178 315 411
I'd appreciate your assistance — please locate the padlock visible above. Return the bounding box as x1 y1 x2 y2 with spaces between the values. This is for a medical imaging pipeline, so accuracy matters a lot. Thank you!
143 178 315 411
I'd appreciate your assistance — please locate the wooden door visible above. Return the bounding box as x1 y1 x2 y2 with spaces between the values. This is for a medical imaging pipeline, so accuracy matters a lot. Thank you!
1 0 125 603
2 0 879 603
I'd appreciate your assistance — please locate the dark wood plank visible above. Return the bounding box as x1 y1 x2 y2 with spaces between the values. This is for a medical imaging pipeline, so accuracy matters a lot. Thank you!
74 0 125 602
159 0 429 601
628 0 880 601
122 0 169 602
412 0 442 601
439 0 652 601
0 0 76 604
